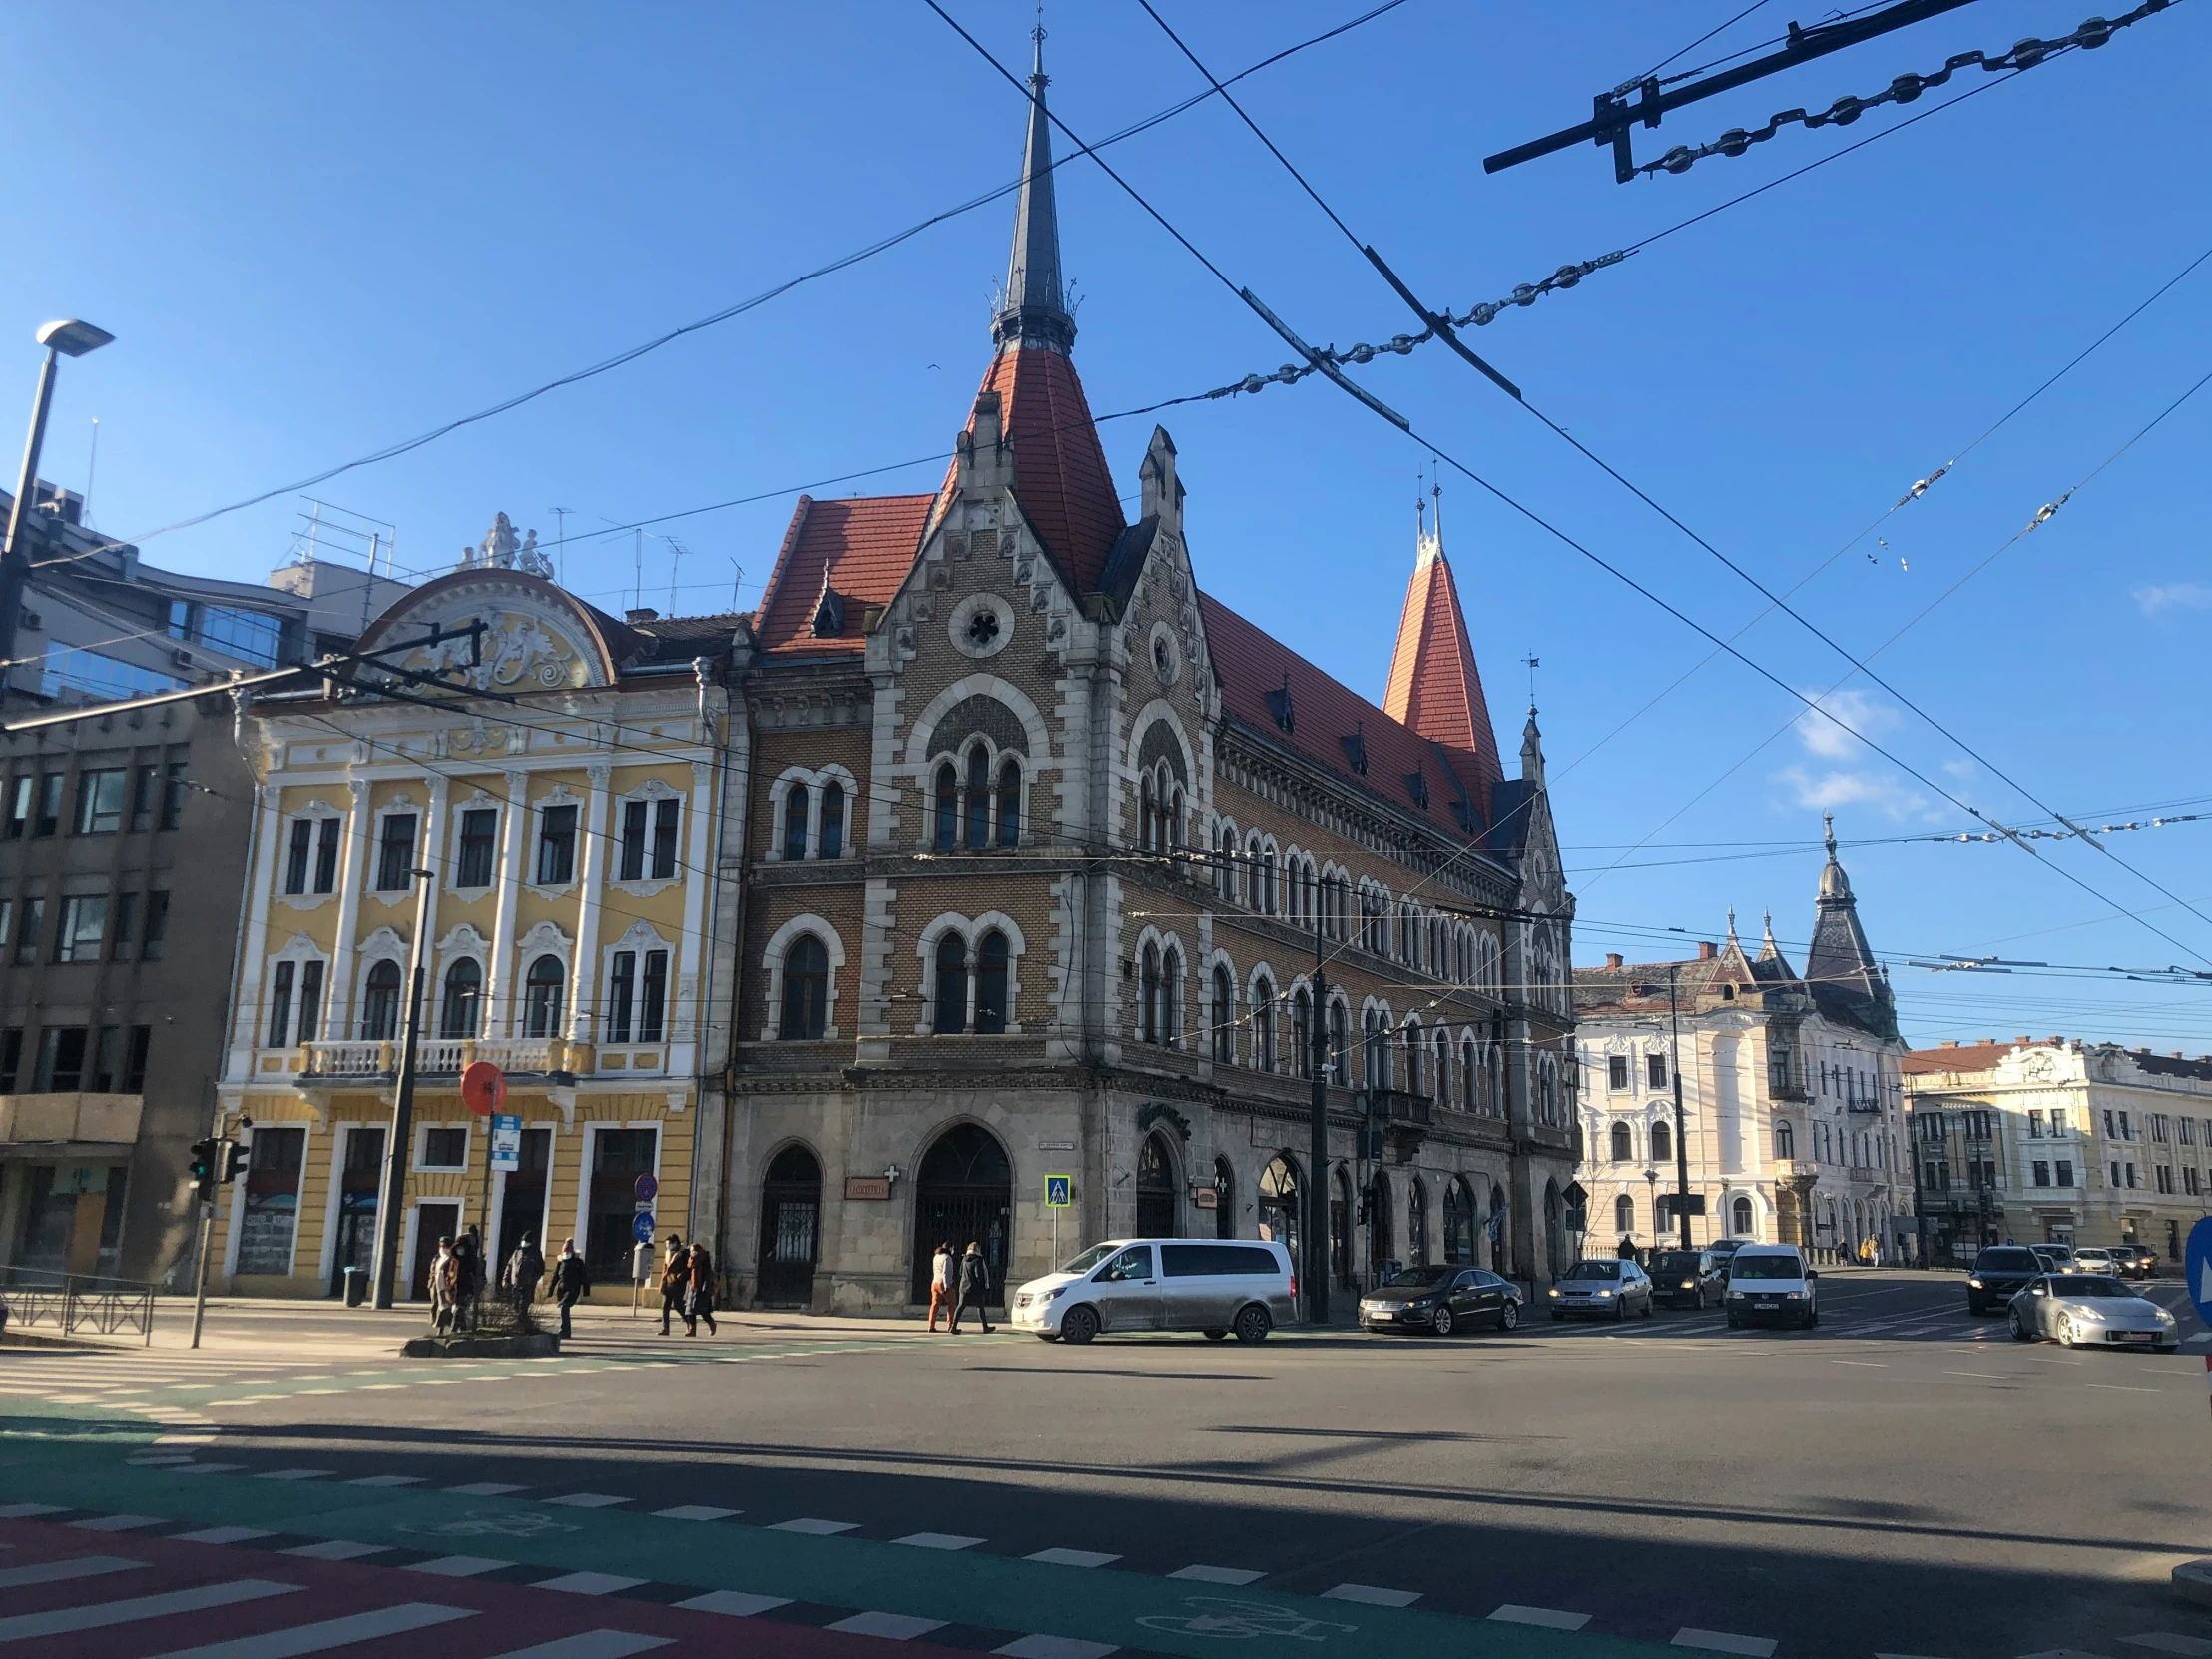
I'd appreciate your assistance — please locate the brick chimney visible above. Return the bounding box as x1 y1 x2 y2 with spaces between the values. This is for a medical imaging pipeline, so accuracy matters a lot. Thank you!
1697 941 1716 960
1604 953 1623 970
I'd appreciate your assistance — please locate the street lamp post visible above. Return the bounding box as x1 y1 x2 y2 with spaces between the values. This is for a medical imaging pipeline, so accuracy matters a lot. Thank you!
1644 1167 1658 1257
1666 964 1693 1249
0 320 115 687
369 865 439 1310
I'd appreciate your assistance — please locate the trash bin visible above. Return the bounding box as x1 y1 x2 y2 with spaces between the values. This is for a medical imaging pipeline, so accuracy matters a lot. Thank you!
342 1267 368 1307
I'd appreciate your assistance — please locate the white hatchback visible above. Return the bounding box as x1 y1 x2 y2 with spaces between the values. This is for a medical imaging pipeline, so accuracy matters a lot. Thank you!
1012 1239 1296 1345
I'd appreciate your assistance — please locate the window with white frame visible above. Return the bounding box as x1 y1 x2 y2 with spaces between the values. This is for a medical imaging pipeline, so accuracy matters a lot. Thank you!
283 811 344 896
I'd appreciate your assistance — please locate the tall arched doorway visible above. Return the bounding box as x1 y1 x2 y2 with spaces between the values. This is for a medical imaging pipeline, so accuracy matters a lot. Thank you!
1406 1178 1428 1267
1368 1172 1393 1281
1258 1155 1300 1263
911 1124 1012 1306
1443 1177 1474 1264
757 1145 822 1307
1331 1167 1354 1290
1136 1132 1178 1238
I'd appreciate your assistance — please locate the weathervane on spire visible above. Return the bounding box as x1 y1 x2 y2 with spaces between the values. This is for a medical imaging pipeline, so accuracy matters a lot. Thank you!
1522 653 1540 713
1823 810 1838 858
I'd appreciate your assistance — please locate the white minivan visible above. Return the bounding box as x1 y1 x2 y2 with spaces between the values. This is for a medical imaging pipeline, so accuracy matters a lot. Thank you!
1012 1238 1296 1345
1724 1245 1820 1330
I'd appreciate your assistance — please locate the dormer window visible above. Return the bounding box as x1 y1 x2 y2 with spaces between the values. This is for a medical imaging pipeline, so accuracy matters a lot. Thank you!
1264 675 1295 734
811 573 848 638
1340 727 1368 777
1404 770 1428 808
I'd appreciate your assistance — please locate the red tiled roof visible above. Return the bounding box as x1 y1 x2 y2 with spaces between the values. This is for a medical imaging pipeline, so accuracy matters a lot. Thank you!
1902 1040 2026 1076
1382 547 1502 778
1201 592 1495 839
753 492 934 656
938 346 1126 594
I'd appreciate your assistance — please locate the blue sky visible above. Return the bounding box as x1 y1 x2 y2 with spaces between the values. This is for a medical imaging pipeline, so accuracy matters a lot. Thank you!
5 2 2206 1051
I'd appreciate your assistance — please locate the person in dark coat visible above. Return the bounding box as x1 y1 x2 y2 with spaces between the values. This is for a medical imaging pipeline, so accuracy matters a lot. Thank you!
658 1234 689 1336
502 1235 544 1327
949 1239 993 1334
451 1234 482 1332
548 1239 591 1340
685 1242 719 1336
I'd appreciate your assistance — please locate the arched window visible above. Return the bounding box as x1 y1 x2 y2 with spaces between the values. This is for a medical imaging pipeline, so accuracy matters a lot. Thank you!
1161 946 1183 1044
819 780 845 859
996 759 1021 847
1259 1155 1300 1260
1443 1177 1474 1263
1732 1195 1754 1236
1775 1119 1795 1159
1407 1178 1428 1267
1165 781 1183 849
1460 1039 1476 1110
934 933 968 1034
1211 965 1234 1063
1614 1194 1635 1237
780 935 829 1039
439 957 482 1040
783 783 810 862
1651 1118 1673 1164
1329 1000 1350 1084
1362 1009 1382 1089
934 763 958 852
1291 986 1312 1078
1214 1156 1236 1241
1259 845 1276 914
523 954 565 1038
965 745 990 850
974 929 1009 1034
1216 827 1238 902
1140 942 1162 1044
360 960 402 1041
1434 1028 1451 1104
1139 775 1156 851
1609 1122 1633 1163
1403 1025 1421 1095
1253 975 1276 1071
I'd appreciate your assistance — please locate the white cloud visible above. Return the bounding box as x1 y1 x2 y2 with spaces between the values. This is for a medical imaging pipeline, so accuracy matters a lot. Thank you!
1793 687 1899 761
1942 758 1977 783
1775 765 1929 821
2133 582 2212 618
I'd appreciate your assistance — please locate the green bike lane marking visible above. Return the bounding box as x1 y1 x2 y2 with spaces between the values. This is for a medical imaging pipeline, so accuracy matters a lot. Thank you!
2 1398 1663 1659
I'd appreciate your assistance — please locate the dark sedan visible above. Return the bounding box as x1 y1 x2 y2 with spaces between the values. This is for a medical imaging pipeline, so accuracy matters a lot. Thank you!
2109 1243 2159 1280
1650 1249 1726 1310
1360 1265 1522 1336
1966 1245 2044 1315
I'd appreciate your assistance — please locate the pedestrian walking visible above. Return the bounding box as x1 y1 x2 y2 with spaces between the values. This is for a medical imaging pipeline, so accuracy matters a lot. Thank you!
502 1234 544 1326
686 1242 719 1336
549 1239 591 1340
450 1233 482 1333
427 1236 457 1334
658 1234 689 1335
949 1239 993 1334
927 1241 954 1332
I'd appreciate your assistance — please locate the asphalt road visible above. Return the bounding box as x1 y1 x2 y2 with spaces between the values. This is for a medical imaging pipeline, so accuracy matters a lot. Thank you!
3 1269 2208 1659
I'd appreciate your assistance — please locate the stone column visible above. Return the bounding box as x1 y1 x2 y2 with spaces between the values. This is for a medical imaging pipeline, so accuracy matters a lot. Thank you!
322 779 373 1040
419 776 450 1031
224 782 285 1077
565 764 612 1048
674 760 714 1045
482 768 529 1038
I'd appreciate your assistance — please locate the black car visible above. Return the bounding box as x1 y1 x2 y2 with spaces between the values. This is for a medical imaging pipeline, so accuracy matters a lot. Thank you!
1966 1245 2044 1315
2109 1243 2158 1280
1360 1265 1522 1336
1650 1248 1726 1310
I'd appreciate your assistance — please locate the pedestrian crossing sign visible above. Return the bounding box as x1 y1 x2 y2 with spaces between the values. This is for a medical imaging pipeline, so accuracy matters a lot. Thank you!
1045 1175 1072 1208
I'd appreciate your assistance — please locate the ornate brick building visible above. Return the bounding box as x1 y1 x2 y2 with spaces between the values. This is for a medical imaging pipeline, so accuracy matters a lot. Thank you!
719 46 1579 1313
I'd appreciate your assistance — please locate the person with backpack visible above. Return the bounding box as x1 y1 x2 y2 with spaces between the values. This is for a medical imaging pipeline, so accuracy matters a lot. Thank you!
949 1239 994 1334
548 1239 591 1340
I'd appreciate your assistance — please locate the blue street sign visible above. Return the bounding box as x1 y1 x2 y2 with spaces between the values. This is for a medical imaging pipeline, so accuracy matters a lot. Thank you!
634 1173 659 1205
1044 1175 1072 1209
632 1210 657 1245
2186 1216 2212 1328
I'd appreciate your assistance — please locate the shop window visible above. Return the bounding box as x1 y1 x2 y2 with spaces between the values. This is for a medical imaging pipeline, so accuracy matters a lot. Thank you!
236 1127 306 1276
587 1128 658 1274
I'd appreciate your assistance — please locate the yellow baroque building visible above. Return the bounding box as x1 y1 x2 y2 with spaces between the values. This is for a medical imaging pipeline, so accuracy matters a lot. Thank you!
210 564 741 1299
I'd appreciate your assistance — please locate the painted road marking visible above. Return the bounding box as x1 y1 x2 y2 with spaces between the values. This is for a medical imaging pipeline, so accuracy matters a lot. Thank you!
1491 1605 1592 1629
675 1590 793 1617
281 1539 390 1561
447 1482 527 1496
534 1571 649 1596
485 1635 672 1659
2124 1637 2212 1656
828 1610 948 1639
407 1556 513 1577
650 1506 738 1521
1674 1630 1779 1656
0 1578 299 1640
0 1553 143 1589
175 1527 278 1545
769 1517 859 1535
895 1531 985 1550
1169 1565 1265 1585
140 1600 475 1658
167 1463 248 1477
70 1513 164 1531
344 1474 424 1487
1323 1583 1421 1607
993 1637 1122 1658
0 1505 65 1519
257 1470 334 1482
1027 1548 1121 1568
543 1493 630 1508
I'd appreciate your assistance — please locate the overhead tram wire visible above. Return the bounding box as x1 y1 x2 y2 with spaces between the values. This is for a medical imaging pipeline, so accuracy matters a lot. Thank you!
928 5 2212 975
1127 5 2212 952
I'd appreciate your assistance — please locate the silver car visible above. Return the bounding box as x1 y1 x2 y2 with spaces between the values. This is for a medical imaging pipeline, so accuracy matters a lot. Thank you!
2008 1272 2179 1352
1546 1258 1655 1322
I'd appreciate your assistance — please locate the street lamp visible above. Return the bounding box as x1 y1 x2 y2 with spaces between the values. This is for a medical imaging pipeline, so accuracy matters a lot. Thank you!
1644 1167 1658 1257
0 319 115 687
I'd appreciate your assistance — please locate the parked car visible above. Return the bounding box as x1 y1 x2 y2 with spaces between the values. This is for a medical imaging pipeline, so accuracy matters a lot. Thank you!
1360 1265 1522 1336
1650 1249 1726 1310
1725 1245 1820 1329
2108 1243 2158 1280
1011 1239 1296 1345
1547 1258 1655 1321
1966 1246 2045 1315
2008 1272 2177 1351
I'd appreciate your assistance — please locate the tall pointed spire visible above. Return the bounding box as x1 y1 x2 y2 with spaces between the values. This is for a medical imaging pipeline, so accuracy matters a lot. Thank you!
1803 812 1895 1038
1383 480 1500 777
993 25 1076 354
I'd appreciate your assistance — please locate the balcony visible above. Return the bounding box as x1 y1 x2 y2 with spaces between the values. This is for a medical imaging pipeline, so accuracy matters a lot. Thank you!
298 1038 583 1082
0 1093 144 1152
1360 1088 1431 1161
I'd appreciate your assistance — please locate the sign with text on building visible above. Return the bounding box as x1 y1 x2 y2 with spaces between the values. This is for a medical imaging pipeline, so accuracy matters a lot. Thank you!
1045 1175 1072 1209
844 1176 892 1201
489 1114 522 1171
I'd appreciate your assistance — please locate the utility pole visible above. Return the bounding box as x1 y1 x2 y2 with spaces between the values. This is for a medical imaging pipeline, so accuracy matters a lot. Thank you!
1307 899 1331 1326
1668 965 1692 1248
369 865 438 1309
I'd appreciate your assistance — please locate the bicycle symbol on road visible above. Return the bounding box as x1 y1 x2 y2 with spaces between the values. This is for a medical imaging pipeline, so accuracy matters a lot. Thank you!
1136 1597 1358 1642
394 1509 580 1540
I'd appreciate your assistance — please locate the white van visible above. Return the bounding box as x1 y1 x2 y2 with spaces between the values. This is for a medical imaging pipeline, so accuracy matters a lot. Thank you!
1012 1238 1296 1344
1724 1245 1820 1329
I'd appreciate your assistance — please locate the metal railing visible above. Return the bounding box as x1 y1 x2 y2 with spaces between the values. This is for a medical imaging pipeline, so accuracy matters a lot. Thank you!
0 1265 157 1345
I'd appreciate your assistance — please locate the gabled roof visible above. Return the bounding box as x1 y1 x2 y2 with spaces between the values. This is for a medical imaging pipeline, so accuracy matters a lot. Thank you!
947 345 1127 596
1382 539 1501 783
753 493 935 657
1901 1040 2027 1077
1201 591 1493 841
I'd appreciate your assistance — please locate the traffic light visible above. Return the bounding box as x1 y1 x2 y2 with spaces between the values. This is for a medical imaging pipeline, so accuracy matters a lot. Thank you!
221 1141 249 1183
188 1139 217 1204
